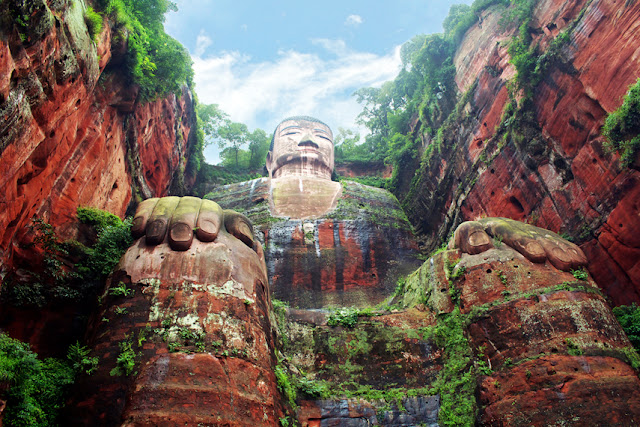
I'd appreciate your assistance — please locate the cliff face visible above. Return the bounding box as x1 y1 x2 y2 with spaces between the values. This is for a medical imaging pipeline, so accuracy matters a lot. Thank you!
0 0 196 272
401 0 640 306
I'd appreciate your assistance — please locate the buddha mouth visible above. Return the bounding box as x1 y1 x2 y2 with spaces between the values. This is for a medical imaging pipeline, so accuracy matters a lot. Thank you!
298 141 319 151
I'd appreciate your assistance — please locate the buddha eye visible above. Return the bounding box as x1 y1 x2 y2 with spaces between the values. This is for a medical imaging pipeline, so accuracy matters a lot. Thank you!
284 131 299 136
317 135 331 142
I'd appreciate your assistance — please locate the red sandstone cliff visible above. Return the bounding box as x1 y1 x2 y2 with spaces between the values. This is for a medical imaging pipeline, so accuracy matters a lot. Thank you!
0 0 196 273
401 0 640 306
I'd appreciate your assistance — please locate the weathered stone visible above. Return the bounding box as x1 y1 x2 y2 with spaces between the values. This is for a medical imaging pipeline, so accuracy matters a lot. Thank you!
401 0 640 306
0 1 196 277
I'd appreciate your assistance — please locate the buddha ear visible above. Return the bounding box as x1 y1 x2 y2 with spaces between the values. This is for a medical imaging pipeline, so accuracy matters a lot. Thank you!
266 151 273 172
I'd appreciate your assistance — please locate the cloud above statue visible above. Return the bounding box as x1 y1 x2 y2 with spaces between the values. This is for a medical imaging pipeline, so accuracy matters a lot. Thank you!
345 14 364 26
190 38 401 158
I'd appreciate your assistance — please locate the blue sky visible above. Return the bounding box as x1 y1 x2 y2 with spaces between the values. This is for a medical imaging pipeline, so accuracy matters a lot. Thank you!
164 0 472 163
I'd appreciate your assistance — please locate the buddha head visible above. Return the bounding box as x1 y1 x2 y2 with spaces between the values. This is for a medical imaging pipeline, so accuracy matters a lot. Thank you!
266 116 334 179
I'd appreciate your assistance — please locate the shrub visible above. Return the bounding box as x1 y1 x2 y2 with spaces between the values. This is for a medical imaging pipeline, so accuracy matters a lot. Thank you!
96 0 194 102
0 218 79 307
327 308 359 328
0 333 75 426
274 364 297 408
571 267 589 281
603 78 640 167
613 303 640 351
110 340 137 376
67 342 99 375
77 207 123 232
425 308 477 426
84 7 104 41
77 217 133 278
109 282 133 297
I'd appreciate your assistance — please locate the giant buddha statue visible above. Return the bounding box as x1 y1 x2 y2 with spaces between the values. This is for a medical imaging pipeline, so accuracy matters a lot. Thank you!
206 116 422 308
265 116 341 218
65 116 628 427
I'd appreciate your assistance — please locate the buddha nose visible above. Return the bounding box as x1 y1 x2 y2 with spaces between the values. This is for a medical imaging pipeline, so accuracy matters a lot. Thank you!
299 131 314 143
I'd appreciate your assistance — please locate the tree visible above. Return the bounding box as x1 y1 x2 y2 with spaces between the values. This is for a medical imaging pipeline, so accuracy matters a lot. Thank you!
197 104 229 145
333 128 361 163
247 129 270 170
218 121 249 168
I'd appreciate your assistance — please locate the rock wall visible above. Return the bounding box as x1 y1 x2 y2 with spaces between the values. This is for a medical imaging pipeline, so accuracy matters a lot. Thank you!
401 0 640 306
401 246 640 425
0 0 196 273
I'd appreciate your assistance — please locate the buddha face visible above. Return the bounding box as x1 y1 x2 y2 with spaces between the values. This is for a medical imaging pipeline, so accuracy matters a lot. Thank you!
266 118 334 179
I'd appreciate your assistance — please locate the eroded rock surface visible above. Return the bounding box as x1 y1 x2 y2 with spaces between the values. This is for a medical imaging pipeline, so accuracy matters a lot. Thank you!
400 0 640 306
0 1 196 273
449 225 640 425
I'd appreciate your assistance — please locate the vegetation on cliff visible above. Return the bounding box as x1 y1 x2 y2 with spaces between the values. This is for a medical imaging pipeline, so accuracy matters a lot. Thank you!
603 78 640 167
1 209 131 309
191 103 271 192
95 0 194 102
0 334 97 426
340 0 537 195
613 304 640 351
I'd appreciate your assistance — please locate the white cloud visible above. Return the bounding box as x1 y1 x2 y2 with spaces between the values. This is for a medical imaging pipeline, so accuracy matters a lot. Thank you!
195 29 213 57
191 38 401 163
345 14 364 26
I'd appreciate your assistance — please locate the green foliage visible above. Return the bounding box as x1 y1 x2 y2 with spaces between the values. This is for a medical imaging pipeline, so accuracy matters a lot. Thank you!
613 304 640 351
76 217 133 278
352 0 512 196
77 207 122 232
394 276 407 296
603 78 640 167
507 19 537 98
0 333 75 426
197 164 263 193
67 342 99 375
110 339 137 376
565 338 583 356
571 267 589 281
96 0 193 102
496 270 508 285
109 282 133 297
1 218 79 307
499 0 537 29
327 308 359 328
191 103 270 189
113 306 128 316
506 0 580 102
425 308 477 426
84 7 104 41
337 175 390 189
274 364 297 408
296 376 330 399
